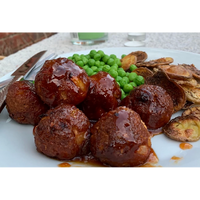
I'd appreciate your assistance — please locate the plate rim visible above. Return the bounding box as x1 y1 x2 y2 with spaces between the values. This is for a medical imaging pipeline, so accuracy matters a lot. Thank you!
1 46 200 167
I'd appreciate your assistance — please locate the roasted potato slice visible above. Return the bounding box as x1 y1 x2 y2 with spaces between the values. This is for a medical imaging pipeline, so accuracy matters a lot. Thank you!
121 54 137 71
132 67 153 80
182 106 200 119
180 85 200 104
182 101 194 110
163 115 200 142
159 65 192 80
145 69 186 113
182 64 200 80
173 78 197 87
128 51 148 63
136 57 174 68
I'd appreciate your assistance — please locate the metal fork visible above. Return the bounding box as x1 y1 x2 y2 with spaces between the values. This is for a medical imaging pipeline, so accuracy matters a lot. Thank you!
0 53 57 89
0 77 14 89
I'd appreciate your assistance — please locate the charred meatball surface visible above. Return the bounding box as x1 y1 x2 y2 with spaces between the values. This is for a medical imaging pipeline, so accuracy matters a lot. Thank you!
90 106 151 167
121 84 174 130
80 71 121 120
6 80 49 125
33 104 90 160
35 58 90 107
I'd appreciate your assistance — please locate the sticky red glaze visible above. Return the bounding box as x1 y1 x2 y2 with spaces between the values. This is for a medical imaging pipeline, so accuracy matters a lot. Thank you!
35 58 90 107
121 84 174 130
80 71 121 120
90 106 151 167
6 80 49 125
33 104 91 160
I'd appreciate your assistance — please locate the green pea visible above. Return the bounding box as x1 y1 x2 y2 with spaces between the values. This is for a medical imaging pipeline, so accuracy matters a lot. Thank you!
126 72 130 77
85 54 91 59
88 59 95 67
68 56 73 60
123 84 133 93
118 67 125 71
118 68 126 77
94 53 101 61
122 76 129 83
95 60 101 67
76 60 84 67
135 75 145 85
72 53 79 59
121 54 126 59
130 82 137 88
91 66 98 72
115 76 122 82
121 89 126 100
102 55 110 63
110 54 117 59
129 72 137 82
121 88 125 95
86 68 94 76
120 77 129 88
107 58 115 66
91 72 97 76
130 64 137 72
83 65 89 71
97 50 105 58
102 65 110 72
80 54 85 59
110 64 118 71
100 61 105 66
97 67 103 72
114 58 122 67
89 50 97 58
82 57 88 65
74 55 81 62
109 69 118 78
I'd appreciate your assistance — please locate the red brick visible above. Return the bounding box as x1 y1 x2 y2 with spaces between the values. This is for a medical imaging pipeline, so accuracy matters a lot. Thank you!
18 33 34 46
44 29 52 37
0 29 16 38
34 29 45 42
0 33 8 39
10 34 28 52
0 32 56 56
26 29 37 42
0 40 7 55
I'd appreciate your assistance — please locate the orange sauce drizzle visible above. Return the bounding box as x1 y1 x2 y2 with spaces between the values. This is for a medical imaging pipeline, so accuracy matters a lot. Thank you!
171 156 182 160
171 156 183 164
179 142 193 150
58 162 71 167
57 148 160 168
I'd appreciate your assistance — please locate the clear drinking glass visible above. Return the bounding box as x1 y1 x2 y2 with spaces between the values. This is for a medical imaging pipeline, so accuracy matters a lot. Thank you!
70 32 108 45
128 29 146 41
124 32 146 47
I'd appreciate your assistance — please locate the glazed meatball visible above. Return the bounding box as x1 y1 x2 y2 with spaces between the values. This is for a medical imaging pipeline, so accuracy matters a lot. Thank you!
33 104 90 160
121 84 174 130
80 71 121 120
90 106 152 167
35 58 90 107
6 80 49 125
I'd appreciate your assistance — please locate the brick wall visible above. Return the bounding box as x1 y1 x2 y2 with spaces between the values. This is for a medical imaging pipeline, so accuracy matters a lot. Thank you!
0 32 56 57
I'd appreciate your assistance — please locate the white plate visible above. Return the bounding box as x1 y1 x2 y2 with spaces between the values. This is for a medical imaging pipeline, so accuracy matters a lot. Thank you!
1 47 200 167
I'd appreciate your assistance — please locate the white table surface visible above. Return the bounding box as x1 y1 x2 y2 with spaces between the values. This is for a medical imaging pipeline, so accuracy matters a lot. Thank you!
1 32 200 78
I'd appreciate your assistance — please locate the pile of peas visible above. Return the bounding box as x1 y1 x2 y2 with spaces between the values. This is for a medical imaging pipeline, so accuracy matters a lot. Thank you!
68 49 145 100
